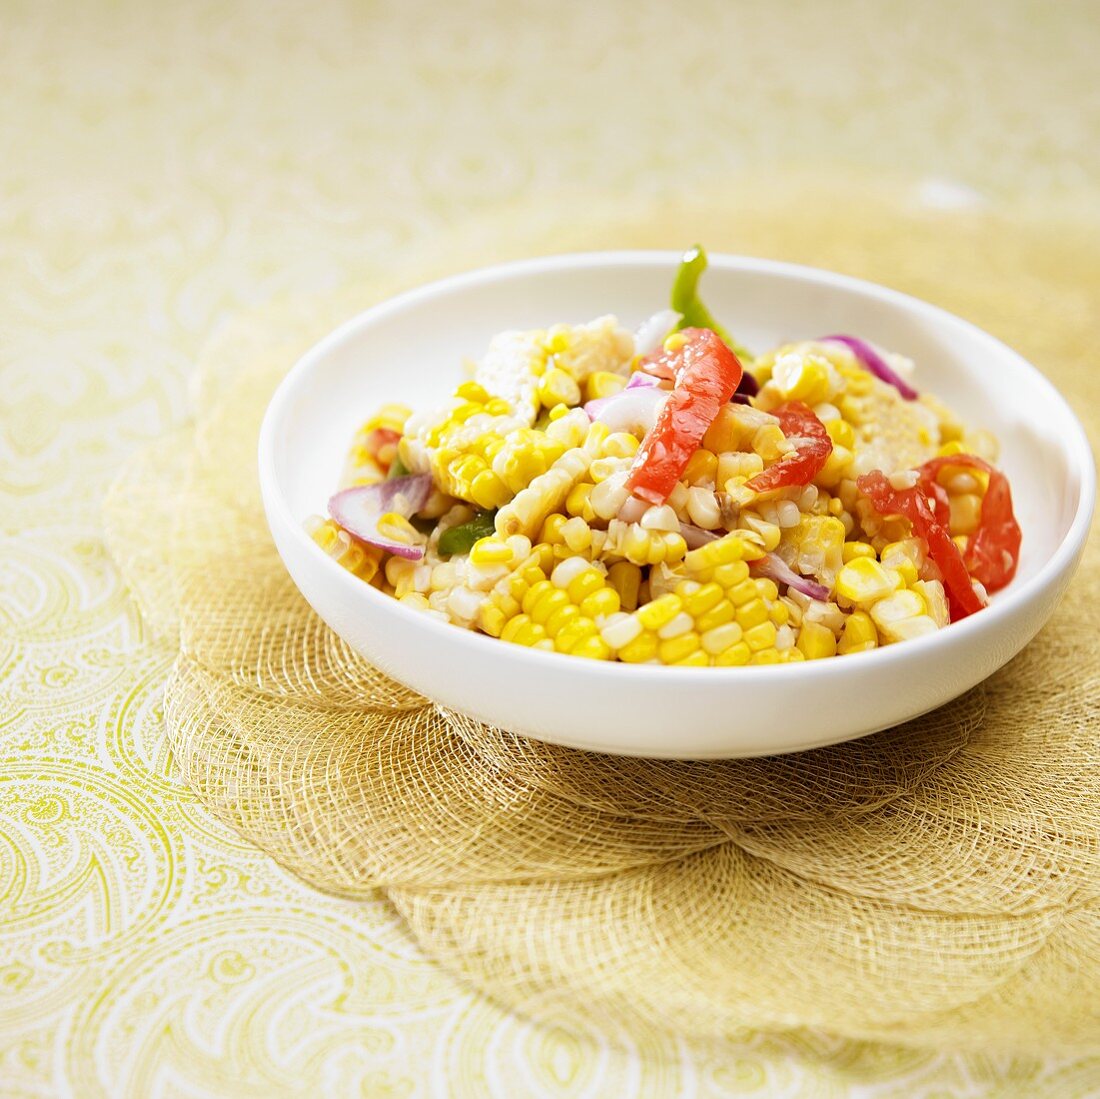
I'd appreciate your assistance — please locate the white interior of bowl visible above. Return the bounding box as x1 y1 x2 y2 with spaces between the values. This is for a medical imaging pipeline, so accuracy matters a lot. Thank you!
260 252 1094 758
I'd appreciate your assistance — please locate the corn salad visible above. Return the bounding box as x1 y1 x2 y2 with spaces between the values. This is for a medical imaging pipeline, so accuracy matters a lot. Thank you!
308 248 1021 667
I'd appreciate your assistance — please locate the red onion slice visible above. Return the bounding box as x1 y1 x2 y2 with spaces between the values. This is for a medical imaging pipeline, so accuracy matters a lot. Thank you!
584 385 668 435
751 552 830 601
822 334 919 401
328 474 432 560
680 521 721 549
625 370 665 390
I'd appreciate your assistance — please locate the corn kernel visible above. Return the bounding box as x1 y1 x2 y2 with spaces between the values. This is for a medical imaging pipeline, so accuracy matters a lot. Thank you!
601 432 640 459
680 581 724 618
566 568 604 603
714 642 752 666
659 632 702 664
455 380 491 403
683 448 719 486
825 418 856 449
608 562 642 611
600 612 642 650
702 405 742 453
937 440 969 457
585 370 627 401
545 602 581 636
658 611 695 640
713 561 751 589
737 600 770 632
751 648 782 665
835 557 901 606
752 424 788 462
769 601 790 627
674 650 711 667
701 622 743 655
842 540 876 562
469 537 513 566
797 620 837 660
580 587 620 620
521 579 554 615
538 366 582 409
695 599 737 632
554 616 599 654
727 578 759 606
637 593 683 631
571 634 612 660
949 493 983 537
618 631 659 663
772 352 834 404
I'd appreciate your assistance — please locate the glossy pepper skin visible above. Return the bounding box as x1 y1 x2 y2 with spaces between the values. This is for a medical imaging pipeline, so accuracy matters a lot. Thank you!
744 401 832 494
670 245 754 363
625 327 743 506
857 470 984 621
917 454 1021 592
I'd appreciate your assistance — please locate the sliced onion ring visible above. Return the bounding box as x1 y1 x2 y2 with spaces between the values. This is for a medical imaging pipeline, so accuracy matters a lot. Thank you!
328 474 432 560
822 334 918 401
751 551 830 602
583 385 668 436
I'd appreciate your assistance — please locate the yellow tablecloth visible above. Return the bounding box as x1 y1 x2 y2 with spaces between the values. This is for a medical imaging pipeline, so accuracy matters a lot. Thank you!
3 2 1098 1094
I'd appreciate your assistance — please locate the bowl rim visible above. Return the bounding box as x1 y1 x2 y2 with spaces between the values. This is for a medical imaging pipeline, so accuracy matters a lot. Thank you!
259 249 1096 685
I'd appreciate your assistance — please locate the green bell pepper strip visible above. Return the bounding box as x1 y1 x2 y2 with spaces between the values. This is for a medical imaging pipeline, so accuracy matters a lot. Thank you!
437 510 498 556
671 245 753 363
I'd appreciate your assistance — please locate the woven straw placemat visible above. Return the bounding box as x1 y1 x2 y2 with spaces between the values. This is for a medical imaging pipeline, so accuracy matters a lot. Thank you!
104 183 1099 1054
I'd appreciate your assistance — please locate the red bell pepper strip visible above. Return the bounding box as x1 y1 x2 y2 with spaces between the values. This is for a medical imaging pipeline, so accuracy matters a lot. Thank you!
857 469 984 621
744 402 833 494
917 455 1021 592
625 327 743 506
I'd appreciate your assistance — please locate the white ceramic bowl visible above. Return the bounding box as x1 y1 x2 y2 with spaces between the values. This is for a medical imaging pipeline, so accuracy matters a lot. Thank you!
259 252 1094 759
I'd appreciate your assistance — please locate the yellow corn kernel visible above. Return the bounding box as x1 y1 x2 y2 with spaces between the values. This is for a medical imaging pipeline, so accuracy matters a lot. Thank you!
772 352 834 404
949 493 983 537
913 579 950 628
674 650 711 667
937 440 969 458
565 482 596 521
700 621 743 655
769 601 790 627
454 380 491 404
726 578 759 607
752 424 788 462
571 634 612 660
837 610 877 654
583 421 612 454
538 366 582 409
469 537 514 566
835 557 900 606
539 513 569 546
617 631 659 663
756 577 779 602
679 580 725 618
870 590 936 644
529 587 571 626
468 469 510 510
376 512 420 545
879 540 921 586
479 604 508 637
658 632 702 664
585 370 627 401
545 602 581 636
736 600 770 631
825 418 856 449
608 561 643 612
695 599 736 633
713 641 752 666
797 620 837 660
554 616 599 654
561 516 592 553
702 405 742 454
600 432 640 460
814 446 853 489
521 579 554 616
500 614 541 645
637 593 683 631
751 648 782 665
566 568 604 604
842 540 876 562
713 561 751 589
399 591 431 611
683 448 718 487
580 587 620 620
